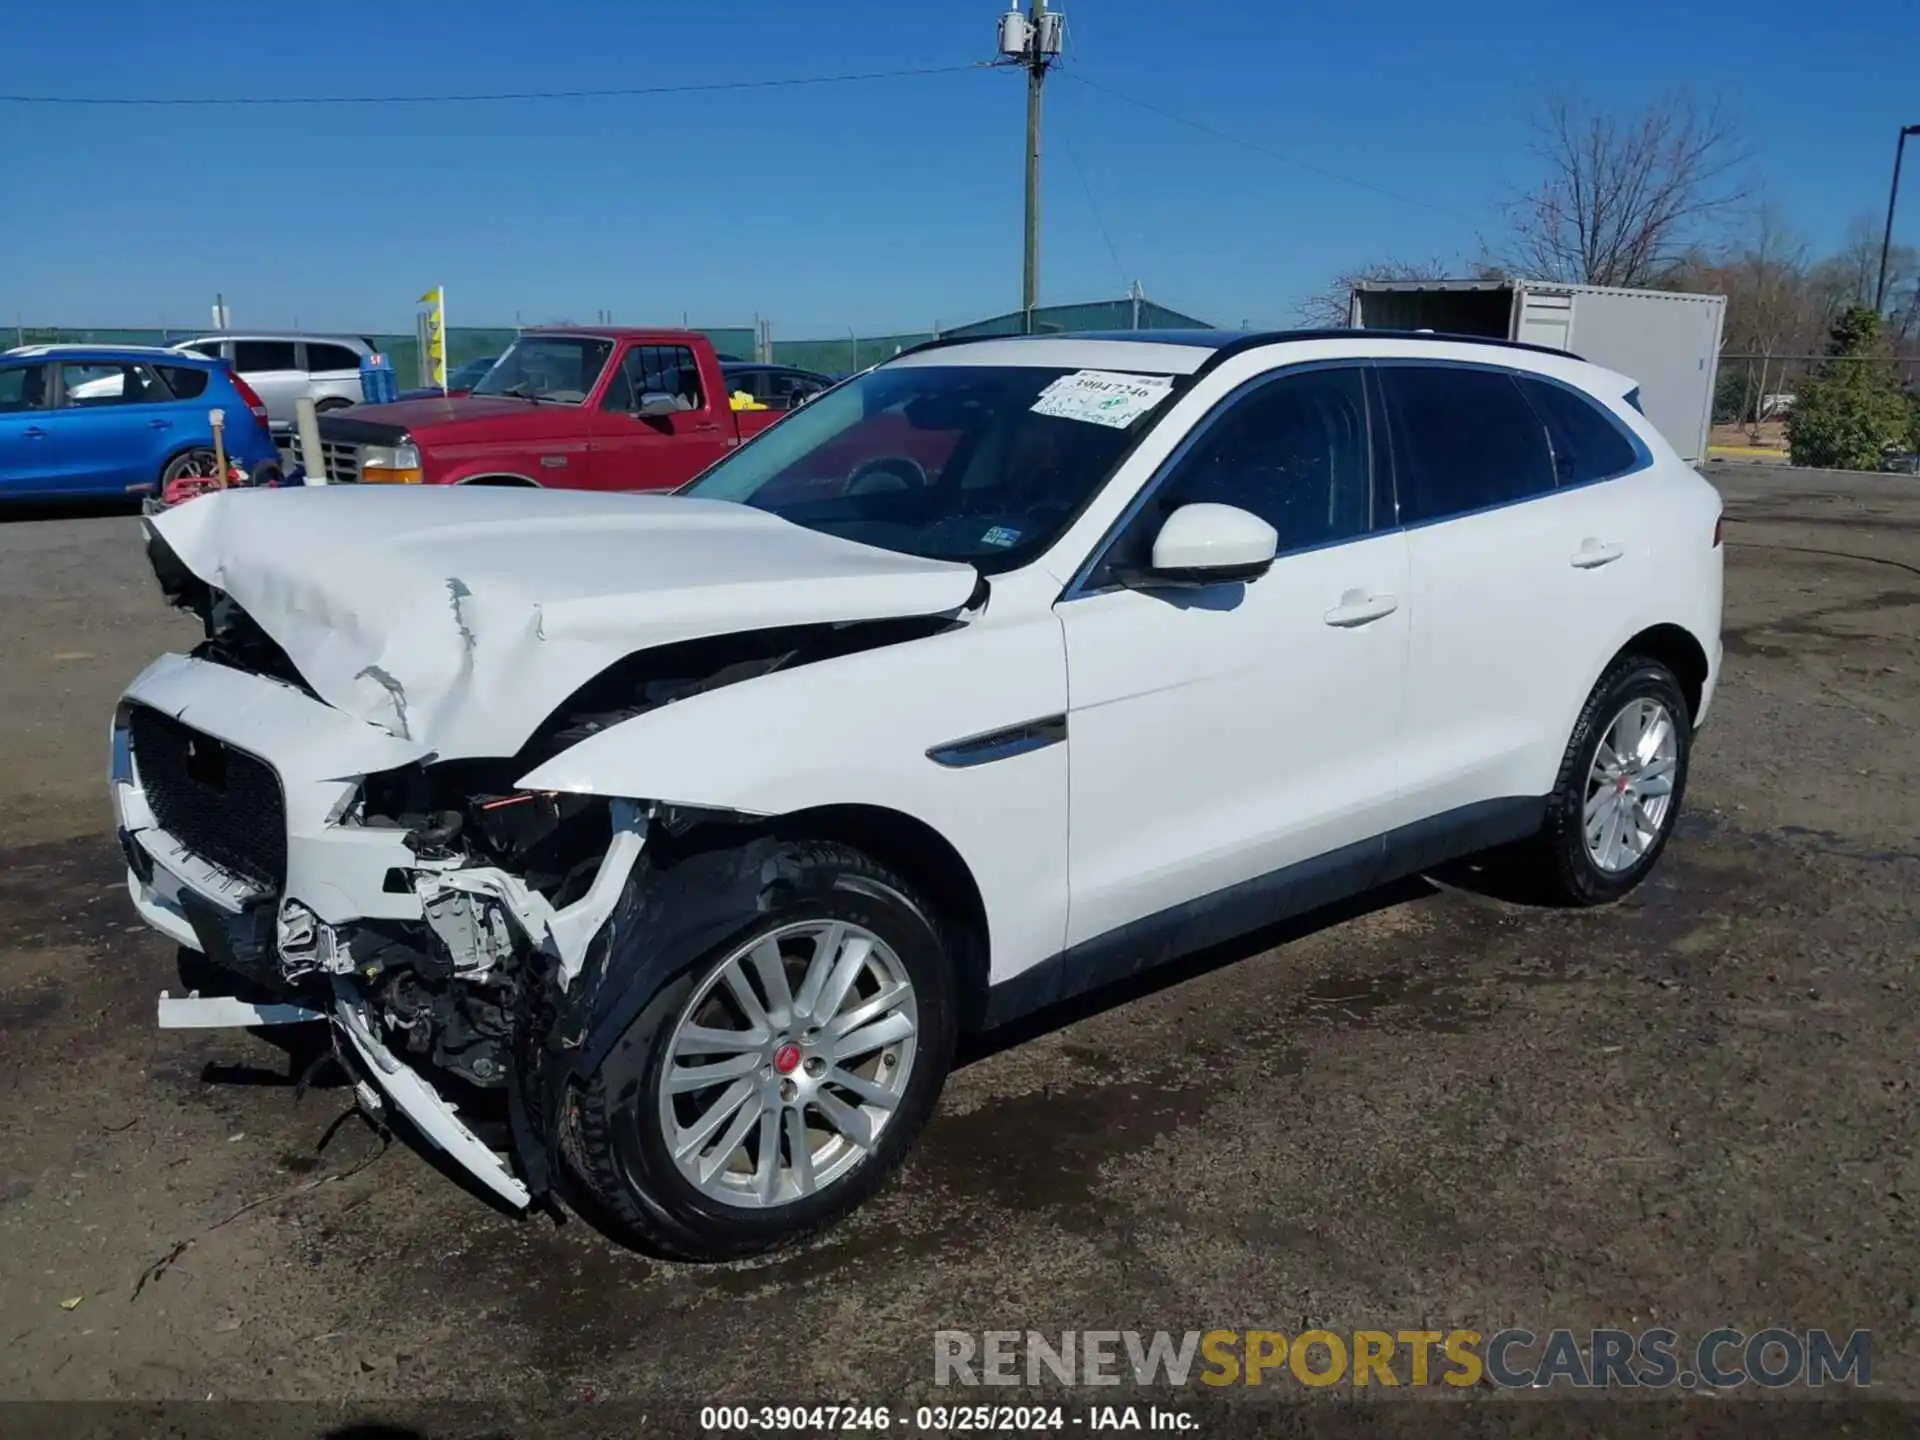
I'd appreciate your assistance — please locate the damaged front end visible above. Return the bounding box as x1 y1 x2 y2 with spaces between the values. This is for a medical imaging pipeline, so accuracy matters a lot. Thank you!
121 495 979 1213
117 673 651 1207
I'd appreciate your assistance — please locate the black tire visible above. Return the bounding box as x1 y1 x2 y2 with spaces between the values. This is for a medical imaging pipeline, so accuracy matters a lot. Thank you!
563 840 957 1261
314 397 354 413
1527 655 1693 906
160 448 218 486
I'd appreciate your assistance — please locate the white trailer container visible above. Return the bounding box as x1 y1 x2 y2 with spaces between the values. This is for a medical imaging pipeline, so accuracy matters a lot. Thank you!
1349 279 1726 462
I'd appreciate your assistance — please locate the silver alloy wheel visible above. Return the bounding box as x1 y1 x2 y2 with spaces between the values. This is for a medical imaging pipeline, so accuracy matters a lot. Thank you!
657 920 918 1209
1584 696 1680 873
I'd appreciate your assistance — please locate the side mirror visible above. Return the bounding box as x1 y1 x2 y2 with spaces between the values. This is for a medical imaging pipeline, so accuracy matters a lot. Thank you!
1123 503 1278 588
635 392 680 418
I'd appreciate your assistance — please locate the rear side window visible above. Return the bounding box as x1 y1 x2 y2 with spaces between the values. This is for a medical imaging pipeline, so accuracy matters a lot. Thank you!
305 342 361 374
155 365 209 399
1517 376 1639 485
234 340 298 371
769 372 825 409
1378 365 1555 524
179 342 223 360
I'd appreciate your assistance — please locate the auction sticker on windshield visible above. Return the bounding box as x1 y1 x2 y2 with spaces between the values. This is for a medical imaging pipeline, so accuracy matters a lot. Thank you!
1030 370 1175 429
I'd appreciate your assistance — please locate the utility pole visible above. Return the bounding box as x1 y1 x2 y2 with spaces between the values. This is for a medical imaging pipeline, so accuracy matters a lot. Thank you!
998 0 1063 332
1875 124 1920 314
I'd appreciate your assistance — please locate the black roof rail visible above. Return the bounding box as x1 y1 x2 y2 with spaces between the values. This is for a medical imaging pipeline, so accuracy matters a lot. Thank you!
892 326 1584 365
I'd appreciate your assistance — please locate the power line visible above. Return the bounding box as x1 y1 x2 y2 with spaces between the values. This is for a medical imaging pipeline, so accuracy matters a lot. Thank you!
1057 112 1130 289
1060 71 1477 222
0 63 990 108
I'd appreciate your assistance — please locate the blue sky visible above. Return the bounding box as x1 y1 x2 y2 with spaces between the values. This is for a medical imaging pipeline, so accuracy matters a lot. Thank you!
2 0 1911 338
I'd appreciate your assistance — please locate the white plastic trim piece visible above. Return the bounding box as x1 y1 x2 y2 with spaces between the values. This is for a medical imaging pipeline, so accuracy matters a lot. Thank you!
332 992 531 1208
413 800 647 990
156 990 326 1028
549 799 647 988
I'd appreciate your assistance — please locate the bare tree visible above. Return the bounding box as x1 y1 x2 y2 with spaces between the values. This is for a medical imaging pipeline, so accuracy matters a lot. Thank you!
1504 92 1747 288
1293 258 1458 328
1810 213 1918 346
1708 202 1822 429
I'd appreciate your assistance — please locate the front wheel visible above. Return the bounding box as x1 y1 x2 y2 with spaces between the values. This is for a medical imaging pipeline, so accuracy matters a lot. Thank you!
1529 656 1693 905
159 448 222 506
563 841 957 1259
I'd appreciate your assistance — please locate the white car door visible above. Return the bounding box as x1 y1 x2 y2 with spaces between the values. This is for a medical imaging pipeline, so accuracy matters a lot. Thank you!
1055 363 1412 955
1380 362 1654 839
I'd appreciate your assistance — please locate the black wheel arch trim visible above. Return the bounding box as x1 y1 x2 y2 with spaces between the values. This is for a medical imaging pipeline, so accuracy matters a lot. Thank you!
509 830 927 1200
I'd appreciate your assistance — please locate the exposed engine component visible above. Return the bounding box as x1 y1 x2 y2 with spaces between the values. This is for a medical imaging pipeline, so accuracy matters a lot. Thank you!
419 889 517 979
276 899 354 979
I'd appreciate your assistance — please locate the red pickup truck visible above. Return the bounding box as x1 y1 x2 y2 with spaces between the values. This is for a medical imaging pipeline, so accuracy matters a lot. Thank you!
288 328 786 491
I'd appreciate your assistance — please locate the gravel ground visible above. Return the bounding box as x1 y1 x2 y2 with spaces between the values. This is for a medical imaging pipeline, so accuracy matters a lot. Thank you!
0 465 1914 1433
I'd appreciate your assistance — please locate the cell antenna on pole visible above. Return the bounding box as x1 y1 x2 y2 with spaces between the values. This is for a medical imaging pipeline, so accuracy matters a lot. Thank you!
995 0 1063 333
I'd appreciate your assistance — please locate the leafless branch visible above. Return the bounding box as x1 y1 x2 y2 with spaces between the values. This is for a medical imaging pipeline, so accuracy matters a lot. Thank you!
1503 91 1749 288
1293 257 1458 329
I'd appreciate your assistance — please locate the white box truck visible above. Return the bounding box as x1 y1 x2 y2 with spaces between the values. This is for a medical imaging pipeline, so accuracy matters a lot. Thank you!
1349 279 1726 463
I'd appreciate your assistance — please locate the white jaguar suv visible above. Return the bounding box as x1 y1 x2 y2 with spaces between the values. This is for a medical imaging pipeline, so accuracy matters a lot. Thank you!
112 329 1723 1259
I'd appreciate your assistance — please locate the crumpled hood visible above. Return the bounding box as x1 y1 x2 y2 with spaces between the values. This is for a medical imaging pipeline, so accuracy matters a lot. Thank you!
150 486 979 759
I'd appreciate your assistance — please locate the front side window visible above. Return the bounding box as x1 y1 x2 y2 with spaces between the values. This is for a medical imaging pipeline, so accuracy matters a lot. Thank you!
681 363 1175 573
1378 365 1556 524
233 340 298 372
472 336 613 405
0 364 49 412
721 369 765 403
60 363 167 407
1516 376 1639 485
1106 366 1373 574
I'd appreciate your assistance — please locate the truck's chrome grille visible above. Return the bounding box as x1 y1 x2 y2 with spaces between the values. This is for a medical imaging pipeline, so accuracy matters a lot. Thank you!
287 434 363 484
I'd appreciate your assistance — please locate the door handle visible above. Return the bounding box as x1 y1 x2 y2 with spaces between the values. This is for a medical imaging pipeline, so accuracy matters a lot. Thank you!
693 422 721 433
148 418 173 429
23 426 48 439
1323 589 1399 628
1570 539 1626 569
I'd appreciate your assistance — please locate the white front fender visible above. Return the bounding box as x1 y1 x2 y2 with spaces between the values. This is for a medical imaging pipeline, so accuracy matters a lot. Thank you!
516 588 1072 987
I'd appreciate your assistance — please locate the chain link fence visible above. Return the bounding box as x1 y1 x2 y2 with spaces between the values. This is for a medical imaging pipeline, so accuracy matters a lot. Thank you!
9 295 1211 386
1716 352 1920 427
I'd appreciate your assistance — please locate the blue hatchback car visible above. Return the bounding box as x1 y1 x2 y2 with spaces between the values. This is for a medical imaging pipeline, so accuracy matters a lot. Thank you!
0 345 282 503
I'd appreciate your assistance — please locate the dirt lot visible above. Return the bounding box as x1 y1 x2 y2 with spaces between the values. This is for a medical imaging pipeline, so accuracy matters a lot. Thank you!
0 466 1916 1427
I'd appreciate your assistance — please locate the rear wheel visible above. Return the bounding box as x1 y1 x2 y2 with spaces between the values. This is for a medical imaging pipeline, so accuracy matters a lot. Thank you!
1528 656 1693 905
563 841 956 1259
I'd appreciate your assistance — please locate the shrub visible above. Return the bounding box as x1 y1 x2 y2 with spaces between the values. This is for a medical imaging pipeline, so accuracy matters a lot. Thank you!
1784 307 1909 470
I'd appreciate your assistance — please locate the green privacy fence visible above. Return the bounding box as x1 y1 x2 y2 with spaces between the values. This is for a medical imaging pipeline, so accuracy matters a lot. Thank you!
8 296 1210 385
5 324 756 387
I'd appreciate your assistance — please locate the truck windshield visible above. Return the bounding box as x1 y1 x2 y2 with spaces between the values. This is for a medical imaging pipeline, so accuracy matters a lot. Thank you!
470 336 612 405
680 364 1175 574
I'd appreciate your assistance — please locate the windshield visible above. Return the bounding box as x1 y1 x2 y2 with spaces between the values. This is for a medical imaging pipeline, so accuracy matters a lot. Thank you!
470 336 611 404
680 364 1176 573
449 356 497 389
